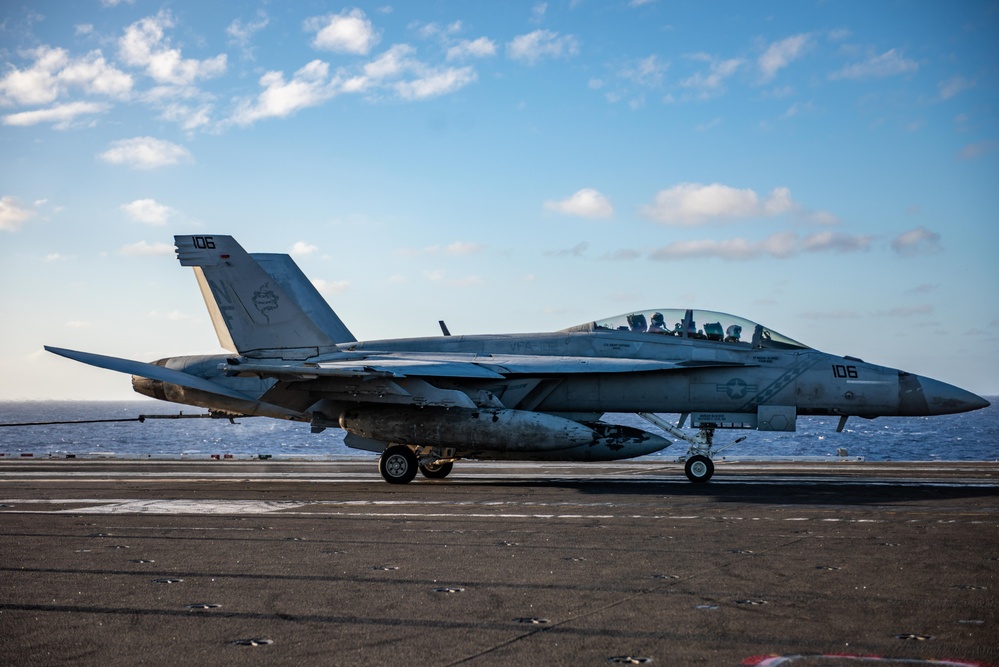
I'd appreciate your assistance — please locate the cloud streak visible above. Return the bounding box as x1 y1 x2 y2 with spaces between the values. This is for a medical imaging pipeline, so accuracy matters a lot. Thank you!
829 49 917 80
759 34 812 82
647 230 875 261
891 226 941 257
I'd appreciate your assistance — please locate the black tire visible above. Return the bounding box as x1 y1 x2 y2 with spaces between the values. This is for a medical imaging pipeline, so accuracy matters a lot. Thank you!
684 455 714 483
419 461 454 479
379 446 418 484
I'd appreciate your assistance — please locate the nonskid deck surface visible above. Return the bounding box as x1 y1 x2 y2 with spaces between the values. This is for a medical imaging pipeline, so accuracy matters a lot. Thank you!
1 460 996 666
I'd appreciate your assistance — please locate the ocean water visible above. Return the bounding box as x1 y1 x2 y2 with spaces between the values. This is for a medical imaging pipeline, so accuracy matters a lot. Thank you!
0 400 996 461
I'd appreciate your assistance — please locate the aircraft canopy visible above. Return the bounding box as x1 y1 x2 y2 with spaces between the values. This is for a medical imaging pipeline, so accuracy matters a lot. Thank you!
569 308 810 350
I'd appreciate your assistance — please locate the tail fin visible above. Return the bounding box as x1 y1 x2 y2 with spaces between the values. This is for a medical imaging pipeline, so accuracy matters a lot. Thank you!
175 234 354 358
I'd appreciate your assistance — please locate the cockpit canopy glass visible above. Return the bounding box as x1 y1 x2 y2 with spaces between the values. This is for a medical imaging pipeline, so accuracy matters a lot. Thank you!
581 308 810 350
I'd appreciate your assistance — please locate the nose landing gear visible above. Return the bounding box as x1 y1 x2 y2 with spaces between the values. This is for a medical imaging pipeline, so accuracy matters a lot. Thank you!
637 412 737 483
684 454 714 483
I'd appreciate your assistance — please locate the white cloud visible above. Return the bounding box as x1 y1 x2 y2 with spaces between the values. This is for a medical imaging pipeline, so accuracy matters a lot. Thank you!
355 45 477 100
695 117 722 132
410 20 462 40
227 12 270 59
450 275 483 287
0 47 67 106
641 182 801 225
424 268 446 281
829 49 918 80
957 140 997 160
120 241 174 256
779 101 814 120
395 66 476 100
121 198 173 225
0 46 132 107
531 3 548 24
98 136 191 169
446 37 497 61
231 60 336 125
544 188 614 219
364 44 416 80
544 241 589 258
58 51 134 98
507 30 579 65
603 249 642 261
306 9 380 55
800 230 874 253
158 102 212 131
759 34 812 82
118 11 227 86
891 226 941 257
3 101 109 128
621 55 668 88
648 230 873 261
45 253 67 262
290 241 318 256
937 75 974 101
312 279 350 295
680 57 742 97
445 241 483 255
0 196 36 232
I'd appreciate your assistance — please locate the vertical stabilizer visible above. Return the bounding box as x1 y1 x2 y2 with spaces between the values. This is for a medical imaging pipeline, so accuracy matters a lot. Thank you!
175 235 352 358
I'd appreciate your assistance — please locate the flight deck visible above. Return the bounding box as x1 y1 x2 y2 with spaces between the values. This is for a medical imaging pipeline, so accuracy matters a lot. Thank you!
1 459 996 666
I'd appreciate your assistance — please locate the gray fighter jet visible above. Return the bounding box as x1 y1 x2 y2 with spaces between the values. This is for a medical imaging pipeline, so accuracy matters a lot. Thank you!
47 235 990 484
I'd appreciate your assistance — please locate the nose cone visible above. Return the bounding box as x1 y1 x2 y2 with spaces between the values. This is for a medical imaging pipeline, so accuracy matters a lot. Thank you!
900 372 991 415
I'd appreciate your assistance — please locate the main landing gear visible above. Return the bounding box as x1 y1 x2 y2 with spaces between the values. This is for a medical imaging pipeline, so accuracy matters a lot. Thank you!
379 445 418 484
378 445 455 484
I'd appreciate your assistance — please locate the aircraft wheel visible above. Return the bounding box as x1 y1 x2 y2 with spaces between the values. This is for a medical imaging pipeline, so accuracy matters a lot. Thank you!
684 455 714 483
379 446 418 484
419 461 454 479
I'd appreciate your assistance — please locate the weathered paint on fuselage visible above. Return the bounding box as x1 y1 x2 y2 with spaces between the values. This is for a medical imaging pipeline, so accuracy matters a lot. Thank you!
134 328 987 426
338 330 933 419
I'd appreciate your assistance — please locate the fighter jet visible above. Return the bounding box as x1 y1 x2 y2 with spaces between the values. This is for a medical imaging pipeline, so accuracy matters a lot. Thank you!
47 234 990 484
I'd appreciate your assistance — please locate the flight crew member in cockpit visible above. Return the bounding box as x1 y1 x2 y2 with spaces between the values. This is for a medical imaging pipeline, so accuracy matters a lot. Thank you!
648 312 667 333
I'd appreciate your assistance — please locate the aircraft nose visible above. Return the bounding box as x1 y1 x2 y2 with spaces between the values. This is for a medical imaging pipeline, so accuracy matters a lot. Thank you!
901 373 991 415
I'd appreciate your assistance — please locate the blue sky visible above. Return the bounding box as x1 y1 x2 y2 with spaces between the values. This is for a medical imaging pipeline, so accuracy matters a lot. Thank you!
1 1 997 400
